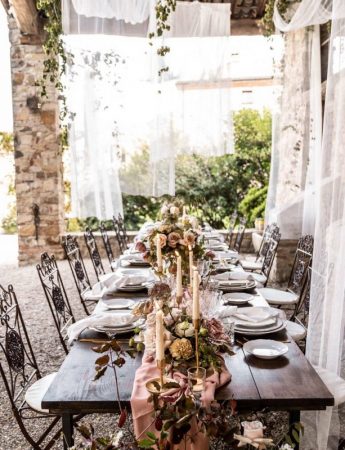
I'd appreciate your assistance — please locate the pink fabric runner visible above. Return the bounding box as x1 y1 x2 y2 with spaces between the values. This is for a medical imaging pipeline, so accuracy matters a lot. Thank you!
130 354 232 449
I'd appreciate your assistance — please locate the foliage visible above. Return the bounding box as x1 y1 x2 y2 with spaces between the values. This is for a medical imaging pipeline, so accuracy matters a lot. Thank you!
1 204 17 234
0 132 14 154
35 0 69 123
239 186 268 225
148 0 177 77
261 0 290 36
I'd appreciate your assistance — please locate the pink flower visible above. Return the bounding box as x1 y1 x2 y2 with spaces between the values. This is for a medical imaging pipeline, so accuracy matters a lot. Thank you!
205 250 215 260
143 250 150 261
157 233 167 248
135 241 146 253
184 231 196 246
206 318 229 342
168 232 181 248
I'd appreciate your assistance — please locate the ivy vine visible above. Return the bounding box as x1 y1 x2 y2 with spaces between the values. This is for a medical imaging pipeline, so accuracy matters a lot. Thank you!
261 0 291 36
149 0 177 77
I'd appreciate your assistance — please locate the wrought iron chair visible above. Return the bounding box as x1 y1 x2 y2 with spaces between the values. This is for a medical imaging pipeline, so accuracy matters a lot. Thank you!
258 235 314 313
84 228 106 281
227 211 238 247
117 213 129 248
37 253 75 355
112 215 126 254
241 223 280 272
0 284 61 449
62 235 94 315
100 221 116 271
232 217 246 253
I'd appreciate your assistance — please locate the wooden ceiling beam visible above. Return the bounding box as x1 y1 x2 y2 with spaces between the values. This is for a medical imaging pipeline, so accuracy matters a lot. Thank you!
9 0 40 35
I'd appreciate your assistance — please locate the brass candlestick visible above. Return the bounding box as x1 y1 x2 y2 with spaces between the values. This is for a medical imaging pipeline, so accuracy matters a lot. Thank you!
157 359 165 388
193 319 200 370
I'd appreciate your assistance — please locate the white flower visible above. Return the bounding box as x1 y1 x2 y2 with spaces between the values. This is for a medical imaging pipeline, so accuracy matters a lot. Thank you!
161 205 169 215
280 445 294 450
175 321 195 338
170 206 180 215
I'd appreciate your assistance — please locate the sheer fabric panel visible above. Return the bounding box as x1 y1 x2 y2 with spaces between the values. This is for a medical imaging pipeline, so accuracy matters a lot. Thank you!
271 1 345 448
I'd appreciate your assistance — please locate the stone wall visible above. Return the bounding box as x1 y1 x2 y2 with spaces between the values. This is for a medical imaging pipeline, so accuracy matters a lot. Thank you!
8 16 65 265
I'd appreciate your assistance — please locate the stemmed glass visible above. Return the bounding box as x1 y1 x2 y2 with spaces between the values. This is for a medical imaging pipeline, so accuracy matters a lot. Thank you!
187 367 206 400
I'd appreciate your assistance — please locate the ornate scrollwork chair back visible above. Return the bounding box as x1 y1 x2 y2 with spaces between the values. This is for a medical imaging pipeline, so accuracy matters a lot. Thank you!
0 284 61 449
227 211 238 247
112 216 126 254
37 253 75 355
99 221 115 270
256 223 279 262
84 228 106 280
62 235 92 315
117 213 129 248
233 217 246 253
287 235 314 296
261 231 281 280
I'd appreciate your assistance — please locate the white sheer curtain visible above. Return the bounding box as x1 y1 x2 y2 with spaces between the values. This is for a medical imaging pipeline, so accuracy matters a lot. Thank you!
63 1 232 216
272 1 345 448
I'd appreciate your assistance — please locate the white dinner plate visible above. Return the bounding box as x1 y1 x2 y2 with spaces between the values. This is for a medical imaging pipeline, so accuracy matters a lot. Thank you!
223 292 254 305
99 298 135 310
244 339 288 359
257 288 298 305
236 320 287 336
219 280 256 292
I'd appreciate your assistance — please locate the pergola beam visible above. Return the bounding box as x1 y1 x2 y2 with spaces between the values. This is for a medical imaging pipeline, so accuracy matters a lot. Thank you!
8 0 40 35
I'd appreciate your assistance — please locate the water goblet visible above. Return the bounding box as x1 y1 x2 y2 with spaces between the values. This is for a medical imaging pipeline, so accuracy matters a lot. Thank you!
188 366 206 400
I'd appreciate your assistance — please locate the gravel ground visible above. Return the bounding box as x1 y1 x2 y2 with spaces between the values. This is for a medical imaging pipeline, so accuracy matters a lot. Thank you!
1 258 343 450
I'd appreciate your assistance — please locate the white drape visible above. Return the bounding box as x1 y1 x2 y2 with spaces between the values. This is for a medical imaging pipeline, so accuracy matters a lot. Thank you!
271 1 345 448
62 0 231 37
63 2 232 215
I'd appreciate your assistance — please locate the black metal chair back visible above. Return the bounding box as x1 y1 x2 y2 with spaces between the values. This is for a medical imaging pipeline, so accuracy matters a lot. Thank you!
37 253 75 355
62 235 92 315
100 221 115 271
233 217 246 253
0 284 61 449
256 223 279 262
117 213 128 248
261 231 281 281
84 228 106 281
112 216 126 254
227 211 238 246
287 235 314 296
292 266 312 326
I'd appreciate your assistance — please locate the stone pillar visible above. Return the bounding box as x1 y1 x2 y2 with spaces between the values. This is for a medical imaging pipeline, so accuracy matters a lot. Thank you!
8 16 65 265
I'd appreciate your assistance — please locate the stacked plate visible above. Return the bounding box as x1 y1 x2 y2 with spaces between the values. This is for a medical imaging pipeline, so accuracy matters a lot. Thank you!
117 275 151 292
243 339 288 360
94 316 145 335
217 278 256 293
223 292 254 305
232 307 286 335
99 298 135 310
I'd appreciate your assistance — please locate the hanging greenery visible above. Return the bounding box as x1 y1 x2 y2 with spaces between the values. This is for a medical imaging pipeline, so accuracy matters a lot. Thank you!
148 0 177 77
262 0 291 36
35 0 69 123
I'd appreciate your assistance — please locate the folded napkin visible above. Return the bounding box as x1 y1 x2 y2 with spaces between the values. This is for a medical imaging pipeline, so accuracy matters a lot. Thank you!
90 273 148 298
131 353 231 450
215 305 238 319
67 312 135 343
219 280 250 287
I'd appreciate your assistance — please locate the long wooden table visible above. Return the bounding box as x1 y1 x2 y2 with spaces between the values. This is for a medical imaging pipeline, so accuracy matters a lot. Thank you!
42 329 334 449
42 255 334 449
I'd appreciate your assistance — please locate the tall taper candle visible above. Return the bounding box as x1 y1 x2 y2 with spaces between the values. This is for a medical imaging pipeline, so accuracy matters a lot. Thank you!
192 269 200 321
189 246 193 285
156 234 162 271
156 310 164 361
176 254 183 297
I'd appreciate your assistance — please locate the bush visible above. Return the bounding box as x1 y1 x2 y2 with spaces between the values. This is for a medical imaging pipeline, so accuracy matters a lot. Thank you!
1 204 17 234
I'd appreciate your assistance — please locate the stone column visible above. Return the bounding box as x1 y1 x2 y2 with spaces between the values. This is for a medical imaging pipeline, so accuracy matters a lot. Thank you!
8 16 65 265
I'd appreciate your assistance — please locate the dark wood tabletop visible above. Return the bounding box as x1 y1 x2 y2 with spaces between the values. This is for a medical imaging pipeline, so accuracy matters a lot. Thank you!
42 331 334 414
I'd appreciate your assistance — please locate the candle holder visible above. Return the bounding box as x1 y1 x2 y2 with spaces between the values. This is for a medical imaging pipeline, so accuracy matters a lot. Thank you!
176 294 183 306
193 319 200 370
145 360 175 394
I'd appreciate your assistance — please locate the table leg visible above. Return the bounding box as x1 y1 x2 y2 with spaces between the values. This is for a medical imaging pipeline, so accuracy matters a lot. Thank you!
289 410 301 450
62 413 74 450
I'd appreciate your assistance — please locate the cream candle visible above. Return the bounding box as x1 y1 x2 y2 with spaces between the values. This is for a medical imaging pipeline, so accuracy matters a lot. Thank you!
156 310 164 361
156 234 162 270
176 254 183 297
189 246 193 285
192 269 200 321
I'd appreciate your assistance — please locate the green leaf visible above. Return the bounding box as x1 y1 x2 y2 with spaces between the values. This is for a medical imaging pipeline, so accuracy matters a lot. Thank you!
146 431 157 441
138 437 155 448
93 365 107 381
292 429 300 443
